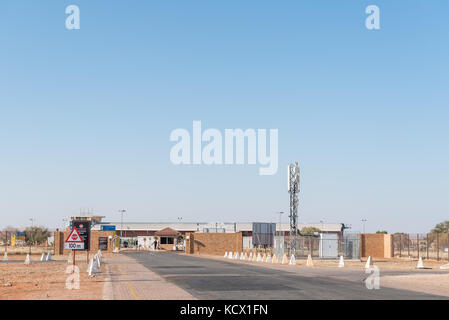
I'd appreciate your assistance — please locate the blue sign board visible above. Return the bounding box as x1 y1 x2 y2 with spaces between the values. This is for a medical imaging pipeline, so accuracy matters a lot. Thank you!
101 225 116 231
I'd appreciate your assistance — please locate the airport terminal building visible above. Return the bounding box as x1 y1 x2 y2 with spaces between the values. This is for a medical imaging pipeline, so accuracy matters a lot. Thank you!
90 221 346 249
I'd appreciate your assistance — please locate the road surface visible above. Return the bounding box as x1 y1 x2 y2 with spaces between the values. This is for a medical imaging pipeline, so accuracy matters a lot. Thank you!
120 251 446 300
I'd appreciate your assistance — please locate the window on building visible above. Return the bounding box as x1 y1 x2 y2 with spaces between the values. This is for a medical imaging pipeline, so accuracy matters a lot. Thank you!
160 237 174 245
99 237 108 250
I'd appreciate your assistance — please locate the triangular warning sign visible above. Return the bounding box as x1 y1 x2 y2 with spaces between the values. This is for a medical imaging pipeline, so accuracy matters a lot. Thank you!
65 227 84 243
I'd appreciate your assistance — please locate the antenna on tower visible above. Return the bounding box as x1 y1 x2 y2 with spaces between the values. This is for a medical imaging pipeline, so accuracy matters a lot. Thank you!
288 162 300 257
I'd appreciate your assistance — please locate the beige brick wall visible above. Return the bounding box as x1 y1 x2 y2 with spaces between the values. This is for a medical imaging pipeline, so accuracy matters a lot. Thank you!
361 233 393 258
384 234 393 258
185 232 243 256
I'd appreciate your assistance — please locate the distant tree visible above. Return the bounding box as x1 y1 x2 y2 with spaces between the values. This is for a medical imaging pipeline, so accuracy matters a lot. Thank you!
24 226 50 244
1 226 19 244
431 221 449 234
376 230 388 234
177 233 185 244
300 227 321 235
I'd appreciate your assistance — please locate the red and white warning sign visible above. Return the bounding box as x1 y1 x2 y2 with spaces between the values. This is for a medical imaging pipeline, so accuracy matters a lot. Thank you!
64 227 85 250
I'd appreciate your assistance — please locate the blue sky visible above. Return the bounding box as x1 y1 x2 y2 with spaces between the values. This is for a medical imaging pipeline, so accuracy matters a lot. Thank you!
0 1 448 233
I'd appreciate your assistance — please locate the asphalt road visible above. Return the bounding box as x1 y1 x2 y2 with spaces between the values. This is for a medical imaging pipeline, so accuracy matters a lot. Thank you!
123 251 446 300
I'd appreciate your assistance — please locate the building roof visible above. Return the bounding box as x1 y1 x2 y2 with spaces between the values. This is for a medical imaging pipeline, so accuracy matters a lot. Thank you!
155 227 179 237
93 222 344 233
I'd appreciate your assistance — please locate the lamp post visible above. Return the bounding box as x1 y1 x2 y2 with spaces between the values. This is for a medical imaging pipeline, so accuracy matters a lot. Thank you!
362 219 367 234
29 218 34 254
119 210 126 248
276 212 284 236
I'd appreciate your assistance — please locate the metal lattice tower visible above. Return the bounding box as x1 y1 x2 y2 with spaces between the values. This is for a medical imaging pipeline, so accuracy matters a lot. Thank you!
288 162 300 256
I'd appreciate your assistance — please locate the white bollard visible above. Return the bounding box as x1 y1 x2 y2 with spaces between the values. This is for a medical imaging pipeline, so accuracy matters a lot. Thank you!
234 252 239 260
228 252 233 260
289 254 296 265
266 254 272 263
3 252 7 261
252 252 258 262
281 254 288 265
24 254 31 265
338 255 345 268
306 254 314 267
224 251 228 258
365 256 373 269
256 252 262 262
240 252 245 261
416 257 424 269
248 252 253 261
40 253 46 261
87 258 99 277
46 252 52 261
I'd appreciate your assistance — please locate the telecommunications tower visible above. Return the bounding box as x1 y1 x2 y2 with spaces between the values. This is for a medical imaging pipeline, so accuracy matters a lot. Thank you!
288 162 300 256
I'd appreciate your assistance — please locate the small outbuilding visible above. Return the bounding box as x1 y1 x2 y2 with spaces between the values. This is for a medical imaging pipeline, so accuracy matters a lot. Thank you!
155 227 179 250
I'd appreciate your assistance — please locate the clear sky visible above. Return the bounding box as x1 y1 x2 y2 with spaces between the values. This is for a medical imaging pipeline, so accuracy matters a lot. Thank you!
0 1 448 233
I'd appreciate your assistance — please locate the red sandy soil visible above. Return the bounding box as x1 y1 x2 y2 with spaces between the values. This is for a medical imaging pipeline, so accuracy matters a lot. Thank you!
0 254 105 300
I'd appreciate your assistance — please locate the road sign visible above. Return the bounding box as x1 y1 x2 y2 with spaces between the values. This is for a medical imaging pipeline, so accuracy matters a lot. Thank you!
64 227 85 250
72 220 91 250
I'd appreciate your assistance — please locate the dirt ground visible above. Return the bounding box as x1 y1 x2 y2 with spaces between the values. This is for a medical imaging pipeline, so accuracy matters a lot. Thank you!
381 274 449 297
0 254 105 300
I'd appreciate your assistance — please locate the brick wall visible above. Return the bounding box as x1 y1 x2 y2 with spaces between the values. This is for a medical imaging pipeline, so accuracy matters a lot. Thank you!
54 230 116 255
383 234 393 258
185 233 194 254
185 232 243 256
361 234 393 258
158 237 178 251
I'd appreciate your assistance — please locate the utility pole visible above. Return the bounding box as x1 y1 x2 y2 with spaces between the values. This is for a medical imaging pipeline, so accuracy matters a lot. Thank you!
29 218 34 255
276 212 284 236
288 162 300 257
362 219 367 234
119 210 126 248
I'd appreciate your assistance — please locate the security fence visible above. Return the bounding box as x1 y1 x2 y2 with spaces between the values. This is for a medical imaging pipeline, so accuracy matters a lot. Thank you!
393 233 449 261
274 233 360 259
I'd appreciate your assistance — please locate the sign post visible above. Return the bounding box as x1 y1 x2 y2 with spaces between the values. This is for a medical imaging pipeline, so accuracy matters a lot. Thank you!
71 220 91 263
64 227 84 272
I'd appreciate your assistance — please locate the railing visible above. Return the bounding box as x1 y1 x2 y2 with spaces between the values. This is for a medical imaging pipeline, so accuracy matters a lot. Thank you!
393 233 449 261
273 234 360 259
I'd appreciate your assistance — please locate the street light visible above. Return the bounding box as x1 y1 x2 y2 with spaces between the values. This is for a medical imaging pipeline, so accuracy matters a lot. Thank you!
362 219 367 234
320 220 324 233
29 218 34 254
276 212 284 235
119 210 126 248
